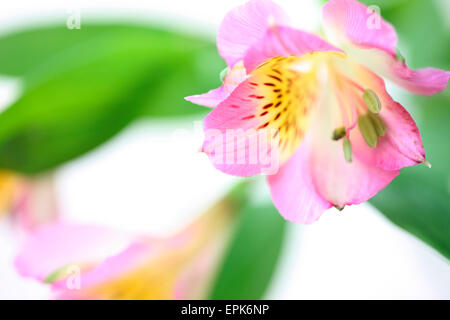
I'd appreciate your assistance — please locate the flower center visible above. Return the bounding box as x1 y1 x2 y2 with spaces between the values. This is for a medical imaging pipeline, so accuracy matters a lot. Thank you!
327 63 387 162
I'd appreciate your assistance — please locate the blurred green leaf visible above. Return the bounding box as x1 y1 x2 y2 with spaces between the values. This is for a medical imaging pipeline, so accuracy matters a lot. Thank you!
378 0 449 69
357 0 410 11
0 24 221 77
368 0 450 259
210 202 287 299
0 24 222 173
370 168 450 260
0 24 130 77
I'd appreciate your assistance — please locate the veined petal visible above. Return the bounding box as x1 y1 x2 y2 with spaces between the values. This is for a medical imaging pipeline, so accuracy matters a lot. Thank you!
307 89 399 208
310 131 399 208
348 63 426 170
217 0 290 67
202 55 325 177
353 48 450 96
322 0 450 95
185 86 228 109
244 25 344 72
322 0 398 55
269 81 399 220
267 137 332 224
15 223 134 282
185 62 247 108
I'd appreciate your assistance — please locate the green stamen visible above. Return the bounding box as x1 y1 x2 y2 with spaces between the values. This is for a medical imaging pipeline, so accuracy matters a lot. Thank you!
363 89 382 114
332 126 346 140
358 114 378 148
368 113 386 137
343 137 353 163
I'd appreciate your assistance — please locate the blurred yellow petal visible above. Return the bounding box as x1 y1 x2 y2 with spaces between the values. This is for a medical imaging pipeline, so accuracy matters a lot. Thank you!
54 196 235 300
0 170 19 218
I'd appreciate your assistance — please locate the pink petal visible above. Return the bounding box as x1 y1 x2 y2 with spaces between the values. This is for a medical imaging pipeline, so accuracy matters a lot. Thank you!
386 59 450 96
53 210 229 299
348 47 450 96
53 240 161 299
13 174 59 231
268 130 399 222
267 138 332 224
349 63 426 170
244 26 344 72
202 77 282 177
310 134 400 208
323 0 450 95
217 0 290 67
173 231 228 300
185 62 247 108
322 0 398 55
304 91 400 208
185 86 229 108
15 223 134 282
270 85 399 215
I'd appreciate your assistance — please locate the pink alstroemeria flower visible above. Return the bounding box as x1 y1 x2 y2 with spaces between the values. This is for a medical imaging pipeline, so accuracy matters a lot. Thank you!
15 199 233 299
186 0 450 223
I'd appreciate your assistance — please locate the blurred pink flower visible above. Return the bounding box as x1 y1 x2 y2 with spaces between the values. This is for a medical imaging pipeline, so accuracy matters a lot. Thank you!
186 0 450 223
15 199 234 299
0 171 58 231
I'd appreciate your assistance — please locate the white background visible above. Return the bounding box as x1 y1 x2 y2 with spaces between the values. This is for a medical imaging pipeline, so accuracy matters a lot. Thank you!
0 0 449 299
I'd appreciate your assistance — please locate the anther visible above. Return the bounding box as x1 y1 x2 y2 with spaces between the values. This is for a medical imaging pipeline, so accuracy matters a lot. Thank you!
332 126 346 141
343 137 353 163
363 89 382 114
358 114 378 148
368 113 386 137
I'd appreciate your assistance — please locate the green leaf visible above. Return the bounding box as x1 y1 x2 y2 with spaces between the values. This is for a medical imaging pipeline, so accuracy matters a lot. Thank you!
379 0 449 69
370 168 450 260
141 43 223 118
0 24 127 76
210 202 287 299
0 24 222 173
0 24 182 76
357 0 410 11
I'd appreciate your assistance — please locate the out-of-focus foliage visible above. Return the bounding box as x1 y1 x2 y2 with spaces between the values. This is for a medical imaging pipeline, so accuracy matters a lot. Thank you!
210 198 287 299
0 24 223 174
358 0 410 11
365 0 450 259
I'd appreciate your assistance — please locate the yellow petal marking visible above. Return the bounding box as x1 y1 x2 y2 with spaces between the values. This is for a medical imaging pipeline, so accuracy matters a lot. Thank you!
244 55 321 163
